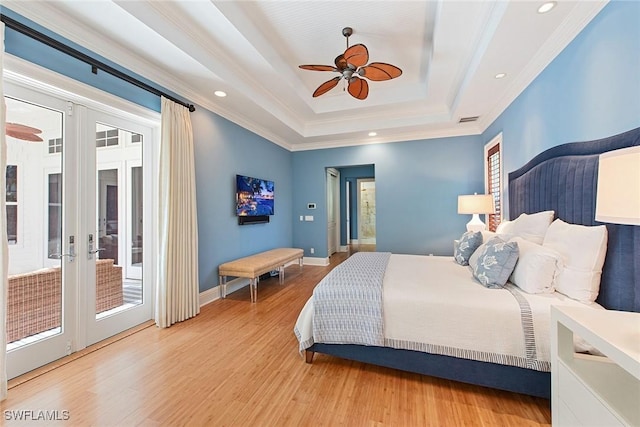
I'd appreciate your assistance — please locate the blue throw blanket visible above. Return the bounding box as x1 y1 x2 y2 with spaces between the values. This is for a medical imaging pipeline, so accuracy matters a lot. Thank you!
312 252 391 346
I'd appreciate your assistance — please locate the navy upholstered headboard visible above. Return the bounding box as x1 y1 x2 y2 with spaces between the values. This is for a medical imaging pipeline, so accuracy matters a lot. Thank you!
508 127 640 313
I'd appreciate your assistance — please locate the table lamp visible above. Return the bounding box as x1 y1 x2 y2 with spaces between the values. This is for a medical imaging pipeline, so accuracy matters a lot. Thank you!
595 146 640 225
458 193 496 232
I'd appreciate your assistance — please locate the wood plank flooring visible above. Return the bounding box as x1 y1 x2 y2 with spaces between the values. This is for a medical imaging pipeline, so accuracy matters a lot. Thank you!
2 251 551 426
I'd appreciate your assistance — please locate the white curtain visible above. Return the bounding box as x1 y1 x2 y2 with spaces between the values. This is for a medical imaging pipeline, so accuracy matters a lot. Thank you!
156 97 200 328
0 21 9 399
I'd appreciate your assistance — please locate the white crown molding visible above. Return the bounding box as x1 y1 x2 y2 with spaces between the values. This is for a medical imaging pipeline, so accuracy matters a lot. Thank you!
291 125 481 152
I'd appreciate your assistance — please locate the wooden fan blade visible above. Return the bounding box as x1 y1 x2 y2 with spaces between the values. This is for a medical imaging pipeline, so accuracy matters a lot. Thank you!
347 77 369 100
344 44 369 68
6 129 43 142
299 65 336 72
6 122 42 134
313 77 341 97
359 62 403 81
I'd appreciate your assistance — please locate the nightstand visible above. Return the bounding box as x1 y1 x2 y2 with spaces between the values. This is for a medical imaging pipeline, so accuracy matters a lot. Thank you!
551 305 640 426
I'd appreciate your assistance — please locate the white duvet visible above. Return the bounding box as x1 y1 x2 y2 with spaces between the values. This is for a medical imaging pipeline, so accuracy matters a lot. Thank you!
295 254 601 371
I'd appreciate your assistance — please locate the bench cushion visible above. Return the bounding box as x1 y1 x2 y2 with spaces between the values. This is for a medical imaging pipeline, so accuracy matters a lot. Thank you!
219 248 303 279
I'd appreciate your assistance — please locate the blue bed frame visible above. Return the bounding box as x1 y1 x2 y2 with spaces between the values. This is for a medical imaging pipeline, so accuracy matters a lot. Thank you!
305 127 640 399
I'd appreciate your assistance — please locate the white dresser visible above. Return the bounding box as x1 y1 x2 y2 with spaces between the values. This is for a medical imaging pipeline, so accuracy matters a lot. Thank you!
551 305 640 426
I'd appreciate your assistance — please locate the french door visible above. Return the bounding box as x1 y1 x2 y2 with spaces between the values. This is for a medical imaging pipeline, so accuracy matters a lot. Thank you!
5 80 156 378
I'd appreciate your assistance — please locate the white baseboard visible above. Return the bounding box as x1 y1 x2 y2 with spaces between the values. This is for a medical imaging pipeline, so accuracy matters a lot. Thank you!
199 277 251 307
303 256 329 266
339 245 348 252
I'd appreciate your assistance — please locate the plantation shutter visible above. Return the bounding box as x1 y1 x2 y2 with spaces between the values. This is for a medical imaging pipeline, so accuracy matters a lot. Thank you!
487 143 501 231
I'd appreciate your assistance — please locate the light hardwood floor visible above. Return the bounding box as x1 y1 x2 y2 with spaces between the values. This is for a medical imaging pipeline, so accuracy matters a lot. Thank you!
2 251 551 426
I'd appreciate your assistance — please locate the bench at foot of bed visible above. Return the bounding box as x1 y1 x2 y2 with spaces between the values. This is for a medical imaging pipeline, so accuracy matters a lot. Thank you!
218 248 304 302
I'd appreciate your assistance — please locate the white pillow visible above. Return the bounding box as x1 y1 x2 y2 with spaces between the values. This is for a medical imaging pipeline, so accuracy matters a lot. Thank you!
502 211 555 244
496 219 513 235
479 230 497 242
542 219 608 303
508 237 563 294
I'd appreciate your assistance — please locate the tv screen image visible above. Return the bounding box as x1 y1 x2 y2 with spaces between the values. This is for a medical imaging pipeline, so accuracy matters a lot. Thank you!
236 174 274 216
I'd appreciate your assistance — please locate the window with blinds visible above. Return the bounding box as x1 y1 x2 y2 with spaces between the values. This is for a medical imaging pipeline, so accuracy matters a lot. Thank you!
486 143 501 231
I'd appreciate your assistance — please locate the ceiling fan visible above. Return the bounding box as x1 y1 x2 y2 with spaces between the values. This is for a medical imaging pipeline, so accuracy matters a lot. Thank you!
5 123 43 142
299 27 402 100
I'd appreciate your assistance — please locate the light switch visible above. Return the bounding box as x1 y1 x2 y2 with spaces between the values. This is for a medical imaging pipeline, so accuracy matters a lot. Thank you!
304 215 314 221
299 215 304 221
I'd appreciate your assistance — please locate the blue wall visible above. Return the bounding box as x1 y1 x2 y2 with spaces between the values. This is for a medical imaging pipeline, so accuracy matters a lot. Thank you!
483 0 640 213
192 110 292 291
3 8 294 293
292 136 484 258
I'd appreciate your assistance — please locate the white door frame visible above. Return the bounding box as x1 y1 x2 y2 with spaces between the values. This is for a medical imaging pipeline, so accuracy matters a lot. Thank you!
326 168 340 257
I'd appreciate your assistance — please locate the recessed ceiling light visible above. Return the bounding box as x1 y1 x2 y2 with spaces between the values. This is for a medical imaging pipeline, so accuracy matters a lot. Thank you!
214 90 227 97
368 132 377 137
495 73 507 79
537 1 556 14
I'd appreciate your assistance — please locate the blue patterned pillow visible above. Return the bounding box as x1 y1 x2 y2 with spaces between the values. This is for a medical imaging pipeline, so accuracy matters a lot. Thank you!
453 231 482 266
471 237 519 288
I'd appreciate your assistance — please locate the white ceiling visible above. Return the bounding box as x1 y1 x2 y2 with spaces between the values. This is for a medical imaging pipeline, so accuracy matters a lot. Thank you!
4 0 608 151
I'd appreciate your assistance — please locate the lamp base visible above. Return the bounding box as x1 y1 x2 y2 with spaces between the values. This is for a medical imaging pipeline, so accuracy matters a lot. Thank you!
466 214 487 232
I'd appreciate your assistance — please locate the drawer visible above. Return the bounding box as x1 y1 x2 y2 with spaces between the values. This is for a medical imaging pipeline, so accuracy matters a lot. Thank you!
557 363 623 426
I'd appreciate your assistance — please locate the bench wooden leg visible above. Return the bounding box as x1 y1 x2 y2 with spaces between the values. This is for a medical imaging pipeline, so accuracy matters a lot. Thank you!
250 277 258 303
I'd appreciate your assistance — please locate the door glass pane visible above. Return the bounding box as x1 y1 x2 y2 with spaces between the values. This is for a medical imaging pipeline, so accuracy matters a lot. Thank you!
95 123 142 318
5 96 64 349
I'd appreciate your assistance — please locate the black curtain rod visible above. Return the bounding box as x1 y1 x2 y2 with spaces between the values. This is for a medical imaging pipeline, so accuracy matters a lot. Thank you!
1 13 195 112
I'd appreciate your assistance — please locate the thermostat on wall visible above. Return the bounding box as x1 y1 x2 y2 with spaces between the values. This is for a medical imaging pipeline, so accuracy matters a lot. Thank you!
307 203 316 209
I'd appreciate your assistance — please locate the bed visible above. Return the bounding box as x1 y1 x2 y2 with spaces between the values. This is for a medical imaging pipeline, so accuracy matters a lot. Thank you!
294 126 640 399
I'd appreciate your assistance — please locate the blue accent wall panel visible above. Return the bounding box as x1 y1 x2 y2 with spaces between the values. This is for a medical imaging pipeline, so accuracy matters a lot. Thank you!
192 110 292 292
292 136 483 258
482 0 640 212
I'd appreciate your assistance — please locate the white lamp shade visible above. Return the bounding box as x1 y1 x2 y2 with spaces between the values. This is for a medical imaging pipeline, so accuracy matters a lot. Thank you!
458 194 495 215
595 146 640 225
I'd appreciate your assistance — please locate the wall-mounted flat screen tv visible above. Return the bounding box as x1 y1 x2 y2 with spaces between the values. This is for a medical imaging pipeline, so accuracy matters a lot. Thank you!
236 174 274 216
